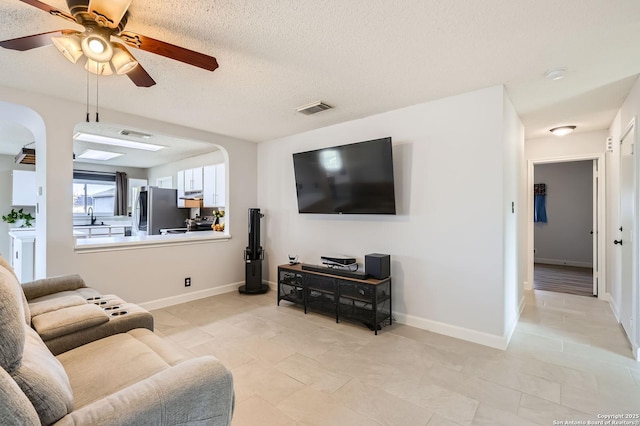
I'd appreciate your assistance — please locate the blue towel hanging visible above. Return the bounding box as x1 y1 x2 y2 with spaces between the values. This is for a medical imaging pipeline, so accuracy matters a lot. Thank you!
534 183 547 223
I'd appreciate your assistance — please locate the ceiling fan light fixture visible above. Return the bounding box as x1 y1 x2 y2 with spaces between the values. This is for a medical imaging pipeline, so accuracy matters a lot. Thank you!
550 125 576 136
51 34 82 63
80 30 113 62
111 45 138 74
85 59 113 75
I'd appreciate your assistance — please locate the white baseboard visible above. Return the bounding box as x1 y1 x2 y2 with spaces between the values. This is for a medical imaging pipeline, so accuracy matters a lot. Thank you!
534 258 592 268
139 280 525 352
608 293 621 322
503 295 526 346
394 312 510 350
139 281 244 311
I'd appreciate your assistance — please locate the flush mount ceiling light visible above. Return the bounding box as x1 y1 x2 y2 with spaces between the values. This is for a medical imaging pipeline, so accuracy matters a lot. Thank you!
550 125 576 136
545 68 567 81
77 149 124 161
74 132 165 151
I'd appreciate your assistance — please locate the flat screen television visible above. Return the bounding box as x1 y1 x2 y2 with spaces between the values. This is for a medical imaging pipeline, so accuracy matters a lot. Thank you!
292 137 396 214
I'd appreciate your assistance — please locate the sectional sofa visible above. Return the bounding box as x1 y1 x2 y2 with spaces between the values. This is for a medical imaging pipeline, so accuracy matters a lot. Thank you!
0 256 234 425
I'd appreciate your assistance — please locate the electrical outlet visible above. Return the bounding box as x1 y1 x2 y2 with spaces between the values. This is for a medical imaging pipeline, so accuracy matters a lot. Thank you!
185 277 191 287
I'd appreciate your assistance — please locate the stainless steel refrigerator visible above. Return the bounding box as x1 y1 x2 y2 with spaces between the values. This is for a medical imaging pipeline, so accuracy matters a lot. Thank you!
133 187 189 235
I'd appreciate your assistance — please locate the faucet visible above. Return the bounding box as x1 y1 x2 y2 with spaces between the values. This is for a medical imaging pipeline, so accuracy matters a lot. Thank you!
88 206 96 225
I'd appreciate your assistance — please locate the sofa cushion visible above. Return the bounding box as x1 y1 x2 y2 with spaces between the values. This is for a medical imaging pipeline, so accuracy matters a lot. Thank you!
57 331 170 409
32 304 109 341
0 266 27 371
0 255 18 281
0 366 40 425
127 328 189 366
21 274 87 301
29 293 87 317
0 255 31 325
11 328 73 425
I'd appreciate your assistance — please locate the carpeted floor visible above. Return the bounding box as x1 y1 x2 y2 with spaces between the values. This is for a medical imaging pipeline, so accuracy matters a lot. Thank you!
534 263 594 297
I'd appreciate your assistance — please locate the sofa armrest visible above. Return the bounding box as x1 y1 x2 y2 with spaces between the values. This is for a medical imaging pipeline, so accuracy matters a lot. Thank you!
54 356 234 426
22 275 87 301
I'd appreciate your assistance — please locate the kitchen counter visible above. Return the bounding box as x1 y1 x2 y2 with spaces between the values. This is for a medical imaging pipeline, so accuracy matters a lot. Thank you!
74 230 230 252
73 224 129 239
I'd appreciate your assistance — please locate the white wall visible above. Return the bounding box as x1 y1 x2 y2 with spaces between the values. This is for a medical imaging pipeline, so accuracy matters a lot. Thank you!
607 111 621 319
0 86 257 304
258 85 523 348
534 161 593 267
0 155 36 259
608 75 640 357
526 131 607 159
502 91 526 340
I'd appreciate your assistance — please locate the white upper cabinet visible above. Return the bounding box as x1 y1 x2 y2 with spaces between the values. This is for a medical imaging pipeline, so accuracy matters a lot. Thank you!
12 170 36 206
183 167 203 192
203 164 226 208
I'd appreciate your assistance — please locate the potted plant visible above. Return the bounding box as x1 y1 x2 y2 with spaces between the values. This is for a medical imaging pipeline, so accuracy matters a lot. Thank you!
212 209 225 231
2 208 34 228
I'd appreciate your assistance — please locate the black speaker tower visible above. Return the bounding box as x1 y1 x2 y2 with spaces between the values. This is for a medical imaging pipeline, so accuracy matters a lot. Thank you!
239 208 269 294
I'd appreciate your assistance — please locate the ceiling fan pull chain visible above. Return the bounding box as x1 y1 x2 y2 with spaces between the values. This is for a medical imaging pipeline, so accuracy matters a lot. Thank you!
95 61 100 123
85 65 90 123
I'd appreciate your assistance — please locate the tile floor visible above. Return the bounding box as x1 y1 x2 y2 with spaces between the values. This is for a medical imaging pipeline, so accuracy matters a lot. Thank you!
151 289 640 426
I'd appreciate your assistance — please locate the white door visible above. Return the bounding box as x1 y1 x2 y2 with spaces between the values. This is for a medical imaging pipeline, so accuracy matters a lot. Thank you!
619 121 635 339
592 160 598 296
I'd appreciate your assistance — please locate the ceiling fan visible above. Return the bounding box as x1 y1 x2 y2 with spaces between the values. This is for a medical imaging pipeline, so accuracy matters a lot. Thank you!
0 0 219 87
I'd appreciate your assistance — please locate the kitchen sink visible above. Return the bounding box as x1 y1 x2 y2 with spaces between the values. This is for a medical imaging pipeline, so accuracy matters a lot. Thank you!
74 223 107 226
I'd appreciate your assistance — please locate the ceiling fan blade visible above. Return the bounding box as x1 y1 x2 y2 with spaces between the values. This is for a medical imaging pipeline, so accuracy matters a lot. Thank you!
87 0 132 29
19 0 76 23
118 31 219 71
113 43 156 87
0 30 77 51
126 62 156 87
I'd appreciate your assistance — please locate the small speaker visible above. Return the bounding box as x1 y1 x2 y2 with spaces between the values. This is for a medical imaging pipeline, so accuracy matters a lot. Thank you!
365 253 390 279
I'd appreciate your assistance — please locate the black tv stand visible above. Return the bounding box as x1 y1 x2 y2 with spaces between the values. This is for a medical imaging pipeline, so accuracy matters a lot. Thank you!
301 263 369 280
277 263 392 334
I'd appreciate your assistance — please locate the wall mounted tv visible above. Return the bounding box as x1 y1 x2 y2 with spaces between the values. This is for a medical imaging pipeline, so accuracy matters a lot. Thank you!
292 137 396 214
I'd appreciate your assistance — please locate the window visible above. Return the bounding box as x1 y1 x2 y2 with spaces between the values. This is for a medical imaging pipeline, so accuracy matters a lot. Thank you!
73 171 116 215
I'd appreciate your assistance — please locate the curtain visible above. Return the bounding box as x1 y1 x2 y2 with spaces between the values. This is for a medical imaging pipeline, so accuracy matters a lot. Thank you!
114 171 128 216
534 183 547 223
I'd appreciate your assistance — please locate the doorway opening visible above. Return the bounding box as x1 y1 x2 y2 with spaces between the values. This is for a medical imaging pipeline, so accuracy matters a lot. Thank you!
526 154 605 299
533 160 596 297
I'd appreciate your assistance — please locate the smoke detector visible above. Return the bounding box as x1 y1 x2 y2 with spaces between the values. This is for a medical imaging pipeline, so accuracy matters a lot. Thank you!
296 101 333 116
544 68 567 81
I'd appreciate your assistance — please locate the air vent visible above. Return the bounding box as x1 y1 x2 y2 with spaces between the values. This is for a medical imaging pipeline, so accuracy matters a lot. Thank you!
296 101 333 116
119 129 152 139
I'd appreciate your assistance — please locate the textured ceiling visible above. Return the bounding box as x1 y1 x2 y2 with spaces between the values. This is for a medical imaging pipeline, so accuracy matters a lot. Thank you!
1 0 639 162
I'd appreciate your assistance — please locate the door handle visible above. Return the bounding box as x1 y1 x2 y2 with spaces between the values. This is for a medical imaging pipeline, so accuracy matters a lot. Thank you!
614 239 623 245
